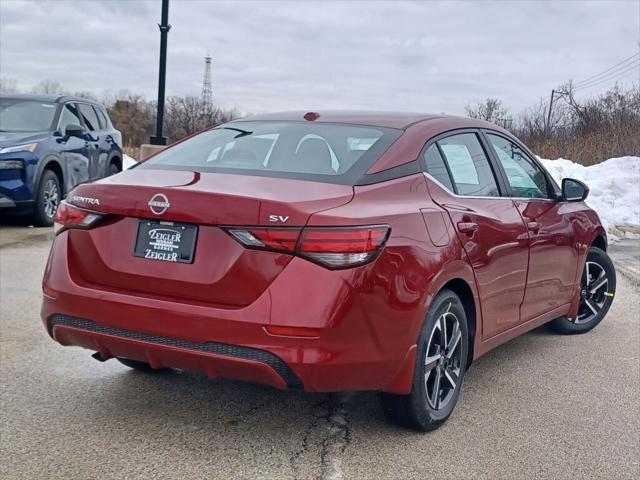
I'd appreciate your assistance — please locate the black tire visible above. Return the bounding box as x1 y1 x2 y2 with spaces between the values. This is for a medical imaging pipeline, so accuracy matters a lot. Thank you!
108 160 121 176
117 358 168 372
32 169 61 227
379 289 469 431
549 246 616 335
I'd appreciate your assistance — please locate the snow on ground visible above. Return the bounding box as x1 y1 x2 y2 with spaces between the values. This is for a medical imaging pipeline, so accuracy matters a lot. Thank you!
540 156 640 242
123 154 138 170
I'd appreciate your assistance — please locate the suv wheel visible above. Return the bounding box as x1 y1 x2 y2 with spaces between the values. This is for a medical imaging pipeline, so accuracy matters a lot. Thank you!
108 160 120 176
33 170 61 227
549 246 616 334
379 289 469 431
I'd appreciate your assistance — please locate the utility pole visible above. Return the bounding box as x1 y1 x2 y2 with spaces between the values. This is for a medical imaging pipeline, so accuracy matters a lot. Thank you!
150 0 171 145
545 89 555 137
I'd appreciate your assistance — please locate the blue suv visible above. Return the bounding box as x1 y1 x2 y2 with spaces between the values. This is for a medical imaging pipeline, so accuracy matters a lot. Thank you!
0 94 122 226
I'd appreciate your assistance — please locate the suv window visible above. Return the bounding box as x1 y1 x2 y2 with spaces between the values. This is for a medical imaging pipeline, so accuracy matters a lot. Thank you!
423 144 454 191
58 103 83 133
487 133 550 198
93 106 107 129
437 133 500 197
78 103 101 131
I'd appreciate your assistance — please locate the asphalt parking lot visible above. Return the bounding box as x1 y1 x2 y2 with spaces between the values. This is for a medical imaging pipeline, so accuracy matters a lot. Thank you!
1 223 639 480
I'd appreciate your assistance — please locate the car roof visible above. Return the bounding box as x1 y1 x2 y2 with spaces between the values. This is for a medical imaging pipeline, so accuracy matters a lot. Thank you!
233 110 496 130
233 110 444 129
0 93 102 106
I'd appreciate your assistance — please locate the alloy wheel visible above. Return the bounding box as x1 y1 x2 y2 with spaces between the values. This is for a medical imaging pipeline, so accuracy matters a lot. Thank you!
42 179 59 218
424 307 463 410
573 261 609 324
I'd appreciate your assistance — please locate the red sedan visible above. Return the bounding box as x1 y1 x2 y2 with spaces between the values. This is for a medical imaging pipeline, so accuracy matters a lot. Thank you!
42 112 616 431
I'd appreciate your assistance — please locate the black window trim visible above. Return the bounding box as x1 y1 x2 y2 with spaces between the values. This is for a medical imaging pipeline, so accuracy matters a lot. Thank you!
417 128 509 198
479 129 561 201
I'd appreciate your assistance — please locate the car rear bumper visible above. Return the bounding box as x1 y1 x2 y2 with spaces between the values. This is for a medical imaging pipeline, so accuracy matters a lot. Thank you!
48 314 302 389
41 232 422 393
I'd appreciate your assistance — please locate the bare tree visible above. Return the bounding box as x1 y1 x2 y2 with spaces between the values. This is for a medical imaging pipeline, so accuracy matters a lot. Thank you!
0 77 18 93
465 97 509 124
164 96 239 140
31 80 66 95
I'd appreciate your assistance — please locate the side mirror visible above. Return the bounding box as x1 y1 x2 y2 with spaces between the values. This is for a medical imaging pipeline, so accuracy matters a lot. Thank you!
64 124 85 138
562 178 589 202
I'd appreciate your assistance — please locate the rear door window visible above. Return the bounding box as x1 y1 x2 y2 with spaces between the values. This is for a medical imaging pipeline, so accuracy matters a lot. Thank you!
437 133 500 197
93 106 107 129
423 144 454 192
78 103 101 131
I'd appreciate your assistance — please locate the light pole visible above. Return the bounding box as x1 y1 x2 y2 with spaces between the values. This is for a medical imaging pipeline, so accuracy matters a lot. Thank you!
150 0 170 145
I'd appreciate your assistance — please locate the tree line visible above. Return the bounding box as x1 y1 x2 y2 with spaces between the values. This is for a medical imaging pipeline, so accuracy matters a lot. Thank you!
2 77 638 165
466 83 639 165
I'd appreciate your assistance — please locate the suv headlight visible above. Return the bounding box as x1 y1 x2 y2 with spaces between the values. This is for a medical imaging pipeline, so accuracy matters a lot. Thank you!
0 143 38 154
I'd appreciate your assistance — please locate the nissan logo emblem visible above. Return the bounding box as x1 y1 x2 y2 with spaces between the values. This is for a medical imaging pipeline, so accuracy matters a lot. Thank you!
148 193 170 215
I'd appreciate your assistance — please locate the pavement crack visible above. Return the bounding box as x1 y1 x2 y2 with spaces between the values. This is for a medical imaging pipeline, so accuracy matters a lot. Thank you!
289 393 353 480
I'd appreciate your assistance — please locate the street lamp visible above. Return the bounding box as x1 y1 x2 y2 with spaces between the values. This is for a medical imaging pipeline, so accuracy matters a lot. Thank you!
150 0 170 145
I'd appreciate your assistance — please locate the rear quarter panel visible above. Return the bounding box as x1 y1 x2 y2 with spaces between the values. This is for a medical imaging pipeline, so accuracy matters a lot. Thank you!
306 173 480 385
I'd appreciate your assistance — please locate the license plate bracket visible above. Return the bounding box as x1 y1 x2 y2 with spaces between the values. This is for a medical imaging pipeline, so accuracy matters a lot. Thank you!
133 220 198 264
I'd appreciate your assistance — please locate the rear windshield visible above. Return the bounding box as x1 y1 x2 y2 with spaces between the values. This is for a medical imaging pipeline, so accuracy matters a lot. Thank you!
0 98 57 132
139 121 402 184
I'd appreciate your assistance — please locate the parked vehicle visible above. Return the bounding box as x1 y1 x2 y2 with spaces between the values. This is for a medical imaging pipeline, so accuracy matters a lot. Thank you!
0 94 122 226
41 112 616 430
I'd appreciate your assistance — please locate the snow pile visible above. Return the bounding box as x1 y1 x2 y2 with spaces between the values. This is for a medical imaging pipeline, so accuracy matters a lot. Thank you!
123 154 138 170
539 156 640 241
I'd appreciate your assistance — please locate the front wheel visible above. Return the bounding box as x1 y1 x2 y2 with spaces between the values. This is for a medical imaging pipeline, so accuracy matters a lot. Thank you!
549 246 616 334
379 289 469 431
32 170 61 227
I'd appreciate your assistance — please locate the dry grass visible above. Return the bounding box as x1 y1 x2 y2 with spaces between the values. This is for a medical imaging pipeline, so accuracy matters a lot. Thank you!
123 145 139 161
526 125 639 165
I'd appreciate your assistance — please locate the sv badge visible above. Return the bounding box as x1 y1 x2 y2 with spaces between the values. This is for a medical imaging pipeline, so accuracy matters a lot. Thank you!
269 215 290 223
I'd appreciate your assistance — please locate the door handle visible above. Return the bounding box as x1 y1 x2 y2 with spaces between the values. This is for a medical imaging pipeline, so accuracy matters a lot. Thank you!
527 221 542 231
457 222 479 234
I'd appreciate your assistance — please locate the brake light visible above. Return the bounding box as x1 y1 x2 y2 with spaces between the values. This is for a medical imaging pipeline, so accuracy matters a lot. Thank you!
53 200 103 235
226 228 299 253
224 225 390 269
298 226 390 268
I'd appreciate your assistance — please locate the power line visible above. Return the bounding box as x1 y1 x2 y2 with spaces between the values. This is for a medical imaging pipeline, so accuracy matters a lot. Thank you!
574 52 639 87
574 61 639 91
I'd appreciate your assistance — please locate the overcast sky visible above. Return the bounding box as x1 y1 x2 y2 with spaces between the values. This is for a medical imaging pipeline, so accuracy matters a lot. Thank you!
1 0 638 115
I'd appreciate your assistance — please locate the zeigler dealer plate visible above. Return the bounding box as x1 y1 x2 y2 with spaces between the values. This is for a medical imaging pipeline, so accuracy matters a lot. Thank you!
133 220 198 264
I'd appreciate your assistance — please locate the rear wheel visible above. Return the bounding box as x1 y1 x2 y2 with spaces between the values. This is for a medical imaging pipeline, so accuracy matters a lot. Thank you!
379 289 468 431
32 170 61 227
117 358 168 372
549 246 616 334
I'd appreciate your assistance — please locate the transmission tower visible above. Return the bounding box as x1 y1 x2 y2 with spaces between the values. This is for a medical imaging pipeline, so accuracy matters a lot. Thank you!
201 55 213 106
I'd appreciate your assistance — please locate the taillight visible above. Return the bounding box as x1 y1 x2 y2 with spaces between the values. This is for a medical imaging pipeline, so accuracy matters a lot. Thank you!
226 228 299 254
53 200 104 235
224 225 390 269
